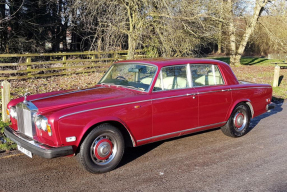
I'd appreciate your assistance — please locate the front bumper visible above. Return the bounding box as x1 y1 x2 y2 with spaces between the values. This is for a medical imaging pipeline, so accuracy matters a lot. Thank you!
4 126 74 159
267 102 275 111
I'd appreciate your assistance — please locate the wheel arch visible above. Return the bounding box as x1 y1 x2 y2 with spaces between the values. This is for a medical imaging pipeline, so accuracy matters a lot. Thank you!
76 119 136 154
227 99 254 120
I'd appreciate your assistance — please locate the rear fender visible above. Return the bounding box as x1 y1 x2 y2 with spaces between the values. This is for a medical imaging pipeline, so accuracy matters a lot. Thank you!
226 99 254 120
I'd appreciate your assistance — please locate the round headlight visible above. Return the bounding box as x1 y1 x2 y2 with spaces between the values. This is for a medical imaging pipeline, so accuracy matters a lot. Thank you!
35 116 42 128
35 115 48 131
9 106 17 119
41 119 48 131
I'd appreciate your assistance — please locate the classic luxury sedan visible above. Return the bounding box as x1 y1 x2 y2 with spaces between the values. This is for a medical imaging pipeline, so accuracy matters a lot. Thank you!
5 58 274 173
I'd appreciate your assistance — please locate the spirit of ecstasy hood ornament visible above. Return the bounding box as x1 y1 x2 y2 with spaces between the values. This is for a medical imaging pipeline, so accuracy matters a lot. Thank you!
23 92 30 104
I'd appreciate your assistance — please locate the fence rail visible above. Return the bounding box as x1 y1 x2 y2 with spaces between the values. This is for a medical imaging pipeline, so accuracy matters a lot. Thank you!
0 50 144 80
268 53 287 60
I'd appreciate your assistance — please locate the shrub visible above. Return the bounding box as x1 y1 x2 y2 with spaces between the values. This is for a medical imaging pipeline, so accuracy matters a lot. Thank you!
0 119 16 151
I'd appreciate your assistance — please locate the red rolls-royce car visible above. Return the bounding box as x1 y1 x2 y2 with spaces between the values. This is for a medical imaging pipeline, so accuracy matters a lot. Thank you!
4 58 274 173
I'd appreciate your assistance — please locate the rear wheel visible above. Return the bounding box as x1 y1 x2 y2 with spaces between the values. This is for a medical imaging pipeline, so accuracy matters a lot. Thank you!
221 104 251 137
77 123 124 173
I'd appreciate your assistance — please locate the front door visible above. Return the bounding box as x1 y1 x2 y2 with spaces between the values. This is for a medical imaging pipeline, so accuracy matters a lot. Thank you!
151 65 199 141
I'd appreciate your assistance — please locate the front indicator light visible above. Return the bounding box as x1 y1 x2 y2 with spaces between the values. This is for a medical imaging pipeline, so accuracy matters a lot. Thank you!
47 124 52 136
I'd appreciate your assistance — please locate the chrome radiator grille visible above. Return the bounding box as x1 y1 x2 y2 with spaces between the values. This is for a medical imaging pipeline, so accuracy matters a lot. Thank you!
16 102 38 138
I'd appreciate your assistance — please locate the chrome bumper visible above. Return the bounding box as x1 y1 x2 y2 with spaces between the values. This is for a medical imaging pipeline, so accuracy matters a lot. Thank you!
4 126 74 158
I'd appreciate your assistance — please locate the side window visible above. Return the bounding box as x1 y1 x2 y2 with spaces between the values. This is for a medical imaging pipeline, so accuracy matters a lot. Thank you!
190 64 224 87
153 65 188 91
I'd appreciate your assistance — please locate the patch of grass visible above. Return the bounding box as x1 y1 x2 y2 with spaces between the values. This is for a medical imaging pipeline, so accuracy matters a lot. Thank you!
0 119 16 151
212 57 230 64
240 57 283 66
272 87 287 99
210 56 284 66
231 65 287 99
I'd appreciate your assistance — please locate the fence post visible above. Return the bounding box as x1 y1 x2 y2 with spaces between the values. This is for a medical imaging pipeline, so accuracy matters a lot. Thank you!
26 56 31 76
91 55 95 66
273 65 280 87
62 55 67 67
1 80 10 122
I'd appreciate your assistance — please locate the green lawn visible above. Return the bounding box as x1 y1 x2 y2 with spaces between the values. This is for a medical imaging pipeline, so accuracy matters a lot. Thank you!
211 56 285 66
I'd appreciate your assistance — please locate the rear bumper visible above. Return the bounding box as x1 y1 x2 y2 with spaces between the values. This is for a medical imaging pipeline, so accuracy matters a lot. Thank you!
267 103 275 111
4 126 74 159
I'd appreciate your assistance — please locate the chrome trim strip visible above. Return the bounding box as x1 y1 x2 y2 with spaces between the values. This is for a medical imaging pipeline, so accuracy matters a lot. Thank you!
197 89 230 95
59 93 199 119
59 99 152 119
231 87 271 91
187 64 193 87
153 87 193 93
246 102 254 118
25 101 38 111
152 94 191 101
31 87 103 102
137 121 227 143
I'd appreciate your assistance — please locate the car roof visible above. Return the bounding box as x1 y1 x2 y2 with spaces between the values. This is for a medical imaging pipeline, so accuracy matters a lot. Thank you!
115 58 229 68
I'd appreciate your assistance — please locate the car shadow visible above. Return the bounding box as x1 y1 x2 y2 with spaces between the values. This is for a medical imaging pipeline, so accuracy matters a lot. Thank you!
118 128 222 168
118 98 284 168
248 98 284 132
118 141 163 168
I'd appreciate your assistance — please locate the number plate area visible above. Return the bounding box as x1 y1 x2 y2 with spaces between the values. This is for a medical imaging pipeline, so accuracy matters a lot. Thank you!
17 145 33 158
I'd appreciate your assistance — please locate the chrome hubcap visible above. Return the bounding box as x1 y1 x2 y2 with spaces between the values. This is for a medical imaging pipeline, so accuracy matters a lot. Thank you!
90 135 117 165
233 111 247 131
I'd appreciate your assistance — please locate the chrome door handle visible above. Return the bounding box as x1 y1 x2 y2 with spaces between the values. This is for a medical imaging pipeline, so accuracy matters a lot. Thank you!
187 93 196 99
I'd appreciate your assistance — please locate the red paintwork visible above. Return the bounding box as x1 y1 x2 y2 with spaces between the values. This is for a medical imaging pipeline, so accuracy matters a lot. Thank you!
7 58 272 153
234 113 244 128
94 139 113 160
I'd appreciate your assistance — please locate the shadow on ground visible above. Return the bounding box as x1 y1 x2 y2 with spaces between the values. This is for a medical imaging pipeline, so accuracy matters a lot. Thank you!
241 58 269 65
249 98 284 131
279 75 284 86
119 98 284 168
118 141 163 168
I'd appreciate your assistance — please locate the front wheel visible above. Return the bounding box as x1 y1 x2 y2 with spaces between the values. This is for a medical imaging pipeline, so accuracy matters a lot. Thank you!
221 104 251 137
77 123 124 173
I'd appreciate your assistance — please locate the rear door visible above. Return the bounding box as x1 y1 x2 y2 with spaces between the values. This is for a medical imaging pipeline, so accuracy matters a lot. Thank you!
190 64 232 127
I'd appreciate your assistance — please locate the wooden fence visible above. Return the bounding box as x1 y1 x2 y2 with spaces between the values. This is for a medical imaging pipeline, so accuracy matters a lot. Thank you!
0 50 144 80
268 53 287 60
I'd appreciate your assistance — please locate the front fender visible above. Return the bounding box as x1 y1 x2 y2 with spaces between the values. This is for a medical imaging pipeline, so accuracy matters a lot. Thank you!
77 116 136 147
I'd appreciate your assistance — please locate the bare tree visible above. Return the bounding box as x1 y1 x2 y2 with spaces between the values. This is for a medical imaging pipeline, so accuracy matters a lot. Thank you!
227 0 271 66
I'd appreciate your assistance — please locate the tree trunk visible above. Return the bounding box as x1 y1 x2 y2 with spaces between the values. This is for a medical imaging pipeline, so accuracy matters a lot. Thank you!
230 54 241 67
126 3 136 60
217 0 223 54
127 33 136 59
227 0 239 66
228 0 269 66
236 0 268 57
217 22 222 54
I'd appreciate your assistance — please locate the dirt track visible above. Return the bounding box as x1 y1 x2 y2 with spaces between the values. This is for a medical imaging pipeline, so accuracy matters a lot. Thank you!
1 101 286 192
